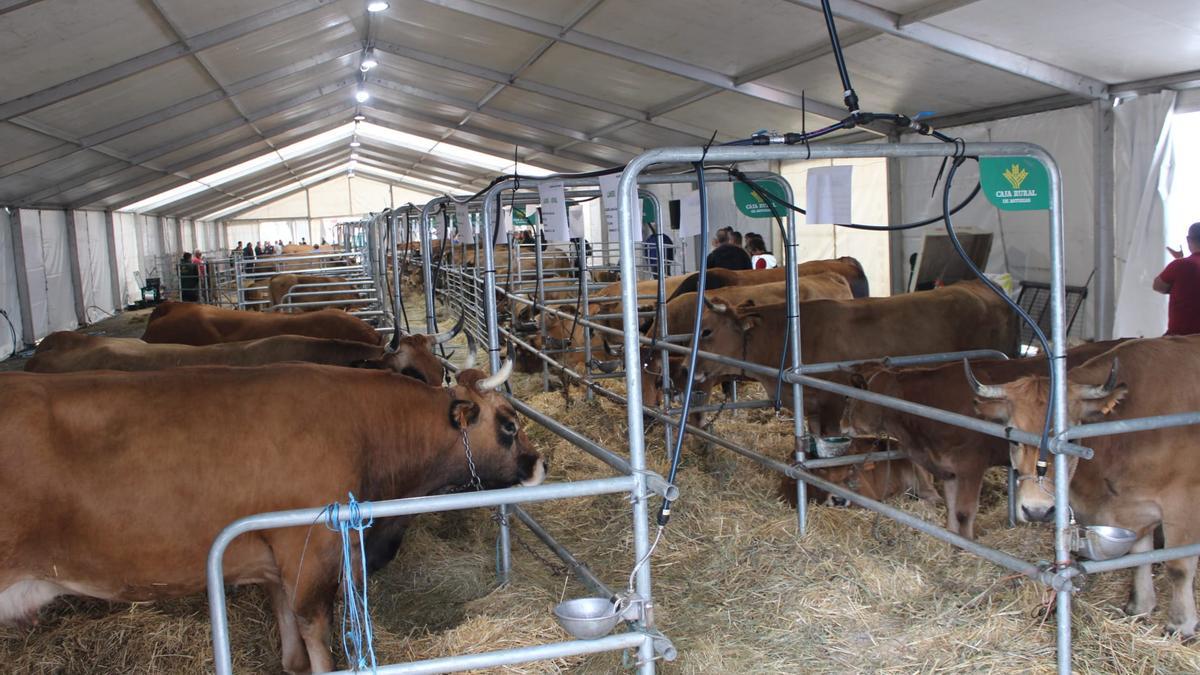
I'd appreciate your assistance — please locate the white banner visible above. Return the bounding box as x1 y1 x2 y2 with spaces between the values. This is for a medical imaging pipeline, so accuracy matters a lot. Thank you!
599 173 621 243
569 204 584 239
455 202 473 244
538 180 569 242
497 206 511 245
806 165 853 224
679 190 702 238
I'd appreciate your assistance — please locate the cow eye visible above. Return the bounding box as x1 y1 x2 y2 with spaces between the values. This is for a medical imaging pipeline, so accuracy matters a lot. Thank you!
700 328 713 339
502 419 518 436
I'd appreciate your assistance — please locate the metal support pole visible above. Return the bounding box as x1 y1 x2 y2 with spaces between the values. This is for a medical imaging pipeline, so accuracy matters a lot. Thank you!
578 237 594 402
1092 99 1116 340
389 210 402 334
534 232 549 392
419 202 439 333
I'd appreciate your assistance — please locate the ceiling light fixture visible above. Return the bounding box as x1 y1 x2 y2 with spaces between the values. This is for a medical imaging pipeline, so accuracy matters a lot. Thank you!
350 153 361 160
355 87 370 103
354 114 366 121
350 140 361 147
360 50 378 72
367 1 389 11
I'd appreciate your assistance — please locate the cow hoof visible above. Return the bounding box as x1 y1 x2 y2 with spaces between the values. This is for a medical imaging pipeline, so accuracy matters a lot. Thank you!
1124 600 1155 618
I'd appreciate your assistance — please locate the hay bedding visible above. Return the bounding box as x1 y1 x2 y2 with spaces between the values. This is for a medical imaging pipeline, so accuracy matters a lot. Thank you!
3 301 1200 673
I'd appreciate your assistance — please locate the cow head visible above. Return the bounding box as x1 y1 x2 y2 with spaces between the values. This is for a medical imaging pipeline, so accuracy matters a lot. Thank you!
965 358 1126 523
839 368 901 440
448 360 547 489
691 298 763 382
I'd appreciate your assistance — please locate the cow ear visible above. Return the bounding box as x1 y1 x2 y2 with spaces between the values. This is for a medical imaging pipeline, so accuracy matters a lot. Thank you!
1078 384 1127 422
862 462 877 472
973 398 1011 425
449 399 481 429
849 372 868 389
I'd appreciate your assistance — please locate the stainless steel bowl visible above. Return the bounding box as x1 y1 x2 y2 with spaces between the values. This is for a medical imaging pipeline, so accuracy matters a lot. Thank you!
814 436 852 459
553 597 621 639
1074 525 1138 561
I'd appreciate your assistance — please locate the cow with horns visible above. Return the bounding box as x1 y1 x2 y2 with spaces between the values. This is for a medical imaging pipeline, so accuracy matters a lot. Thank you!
0 358 541 674
966 335 1200 638
25 323 466 386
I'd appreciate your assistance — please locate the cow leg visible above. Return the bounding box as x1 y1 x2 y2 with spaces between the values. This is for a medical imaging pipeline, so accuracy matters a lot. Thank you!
273 533 339 674
952 468 986 540
913 465 942 504
941 477 960 535
1161 519 1199 638
296 600 334 674
1123 532 1157 617
265 580 311 674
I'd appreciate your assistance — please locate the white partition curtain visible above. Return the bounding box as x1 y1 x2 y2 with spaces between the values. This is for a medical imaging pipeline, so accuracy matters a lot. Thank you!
74 210 117 323
1112 92 1177 338
0 209 23 359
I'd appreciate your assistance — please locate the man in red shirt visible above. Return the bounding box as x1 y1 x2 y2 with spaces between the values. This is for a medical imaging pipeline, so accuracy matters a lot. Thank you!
1153 222 1200 335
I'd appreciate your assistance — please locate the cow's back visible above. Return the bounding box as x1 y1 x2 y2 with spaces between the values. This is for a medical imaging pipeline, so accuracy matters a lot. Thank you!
144 303 381 346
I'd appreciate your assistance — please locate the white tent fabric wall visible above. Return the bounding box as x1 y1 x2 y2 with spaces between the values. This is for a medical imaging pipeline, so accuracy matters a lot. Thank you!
137 213 166 280
73 210 117 324
114 212 142 305
12 209 77 339
0 209 24 359
1112 91 1177 338
898 105 1097 337
780 157 890 296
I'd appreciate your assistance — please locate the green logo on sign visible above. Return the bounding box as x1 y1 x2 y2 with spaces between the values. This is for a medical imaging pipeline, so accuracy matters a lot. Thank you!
641 197 657 225
733 180 787 218
979 156 1050 211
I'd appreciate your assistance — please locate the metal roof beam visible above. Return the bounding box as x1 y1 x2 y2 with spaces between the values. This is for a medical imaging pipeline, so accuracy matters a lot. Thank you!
73 106 353 209
897 0 983 27
0 0 48 17
25 91 353 208
366 75 641 157
780 0 1108 99
164 147 349 216
1110 68 1200 96
414 0 871 128
0 0 340 120
360 105 607 168
0 46 360 179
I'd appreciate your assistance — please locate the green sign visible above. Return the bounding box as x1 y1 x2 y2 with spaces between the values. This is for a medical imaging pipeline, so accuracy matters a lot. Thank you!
641 197 657 225
979 156 1050 211
512 207 538 226
733 180 787 218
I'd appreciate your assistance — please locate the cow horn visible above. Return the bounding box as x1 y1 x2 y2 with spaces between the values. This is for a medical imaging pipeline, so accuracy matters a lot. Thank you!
703 296 727 313
462 333 477 371
430 312 466 344
964 359 1006 399
513 320 539 333
1078 358 1119 400
477 358 514 391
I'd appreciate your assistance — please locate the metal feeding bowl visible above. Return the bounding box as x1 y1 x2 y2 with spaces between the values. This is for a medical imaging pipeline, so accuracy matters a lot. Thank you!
1073 525 1138 561
554 597 622 639
814 436 852 459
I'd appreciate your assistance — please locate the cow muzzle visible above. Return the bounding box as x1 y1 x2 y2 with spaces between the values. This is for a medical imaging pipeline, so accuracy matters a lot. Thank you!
521 458 548 487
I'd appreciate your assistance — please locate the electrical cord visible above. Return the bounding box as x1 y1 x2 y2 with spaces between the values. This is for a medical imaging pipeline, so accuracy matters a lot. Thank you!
0 308 18 360
941 152 1055 475
657 160 712 527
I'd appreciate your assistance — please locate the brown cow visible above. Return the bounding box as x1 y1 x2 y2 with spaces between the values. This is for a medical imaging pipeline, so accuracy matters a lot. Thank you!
142 301 384 346
637 273 855 410
967 336 1200 637
778 438 940 508
25 331 455 386
0 360 543 673
268 273 369 312
666 256 871 301
839 339 1125 539
691 280 1018 436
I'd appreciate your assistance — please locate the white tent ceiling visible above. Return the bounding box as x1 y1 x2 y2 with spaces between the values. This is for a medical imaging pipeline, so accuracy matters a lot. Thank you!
1 0 1197 218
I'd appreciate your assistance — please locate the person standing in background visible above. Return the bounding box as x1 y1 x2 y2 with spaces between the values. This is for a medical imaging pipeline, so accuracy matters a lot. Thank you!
746 233 777 269
1153 221 1200 335
706 227 751 270
179 252 199 302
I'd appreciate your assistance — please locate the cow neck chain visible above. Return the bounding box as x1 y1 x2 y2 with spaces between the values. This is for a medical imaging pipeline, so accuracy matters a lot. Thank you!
461 429 484 492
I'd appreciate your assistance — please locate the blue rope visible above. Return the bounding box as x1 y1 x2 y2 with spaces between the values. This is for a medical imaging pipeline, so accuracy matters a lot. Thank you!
324 493 377 673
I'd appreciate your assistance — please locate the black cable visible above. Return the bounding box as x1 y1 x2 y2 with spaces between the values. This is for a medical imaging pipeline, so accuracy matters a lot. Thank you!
0 309 18 360
941 153 1055 476
820 0 859 114
726 166 983 232
657 161 712 527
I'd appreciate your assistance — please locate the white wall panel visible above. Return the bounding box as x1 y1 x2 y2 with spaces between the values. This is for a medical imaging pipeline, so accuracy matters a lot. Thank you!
899 104 1096 336
348 176 392 214
32 209 78 335
73 210 116 322
114 211 142 305
0 209 23 358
